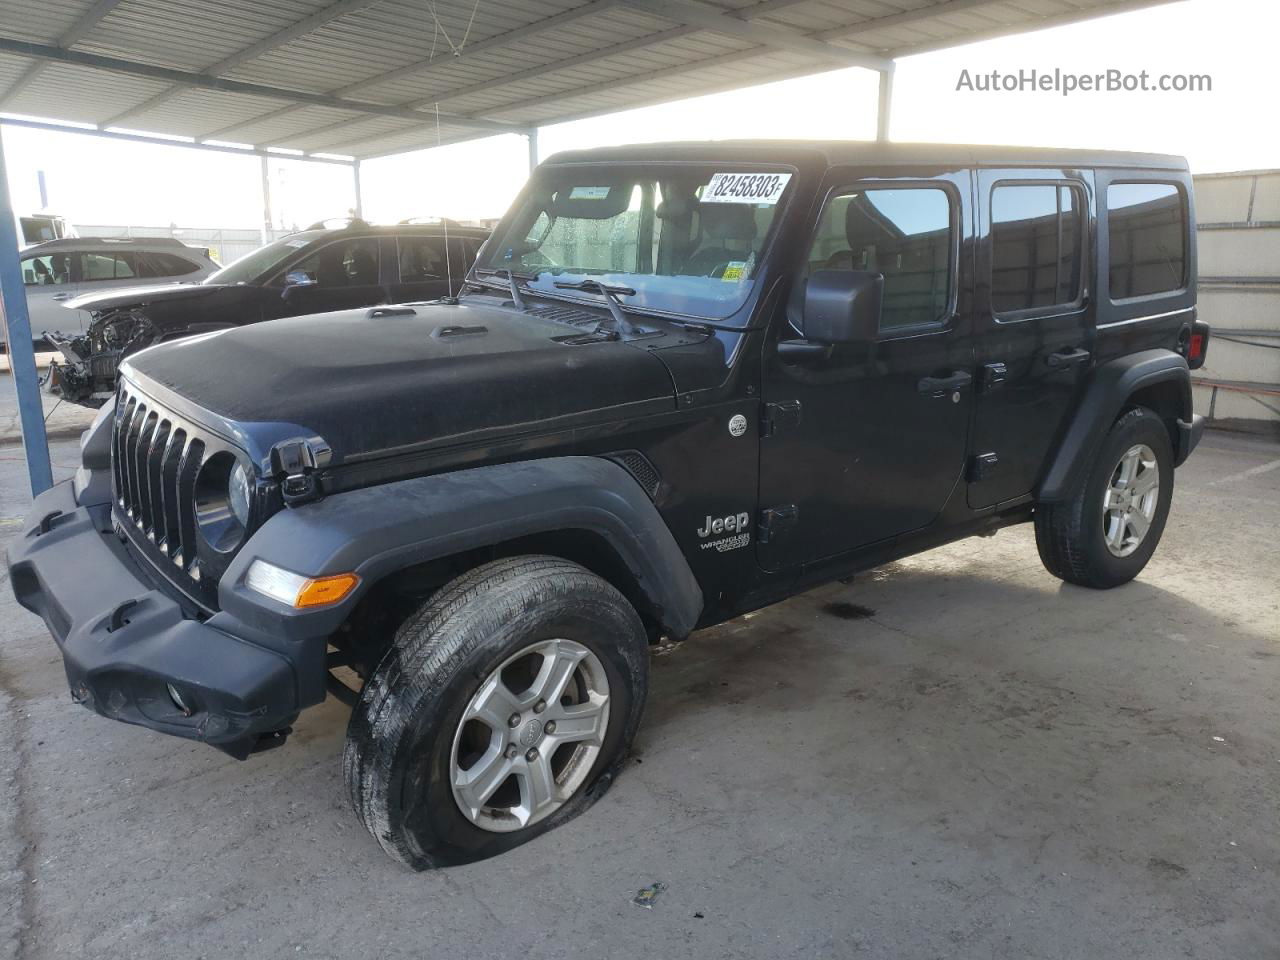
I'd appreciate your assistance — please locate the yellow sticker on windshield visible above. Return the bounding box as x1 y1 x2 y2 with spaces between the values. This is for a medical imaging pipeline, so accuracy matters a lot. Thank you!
721 261 747 282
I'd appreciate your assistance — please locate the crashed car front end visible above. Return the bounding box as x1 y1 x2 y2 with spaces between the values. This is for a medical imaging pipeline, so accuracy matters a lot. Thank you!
46 305 159 408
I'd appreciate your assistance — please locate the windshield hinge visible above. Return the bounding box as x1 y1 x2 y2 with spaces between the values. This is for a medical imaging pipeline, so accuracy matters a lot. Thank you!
270 436 332 506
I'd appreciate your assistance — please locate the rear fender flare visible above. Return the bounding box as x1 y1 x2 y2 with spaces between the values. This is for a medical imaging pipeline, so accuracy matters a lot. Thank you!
1037 349 1191 502
219 456 704 639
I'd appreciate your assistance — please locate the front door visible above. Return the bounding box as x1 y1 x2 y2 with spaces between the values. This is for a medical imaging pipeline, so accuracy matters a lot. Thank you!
279 236 389 317
757 172 975 572
967 169 1095 508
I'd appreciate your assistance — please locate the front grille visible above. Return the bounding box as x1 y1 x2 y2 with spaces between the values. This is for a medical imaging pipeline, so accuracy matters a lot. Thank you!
112 382 217 607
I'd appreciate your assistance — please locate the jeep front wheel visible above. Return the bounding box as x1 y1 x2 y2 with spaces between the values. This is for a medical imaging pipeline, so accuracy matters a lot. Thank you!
343 556 648 869
1035 405 1174 589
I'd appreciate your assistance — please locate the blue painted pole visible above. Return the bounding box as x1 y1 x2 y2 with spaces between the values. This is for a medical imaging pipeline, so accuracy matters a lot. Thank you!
0 126 54 496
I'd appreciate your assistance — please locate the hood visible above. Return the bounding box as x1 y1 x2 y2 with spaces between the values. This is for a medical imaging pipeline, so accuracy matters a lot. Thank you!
122 301 679 465
67 282 225 313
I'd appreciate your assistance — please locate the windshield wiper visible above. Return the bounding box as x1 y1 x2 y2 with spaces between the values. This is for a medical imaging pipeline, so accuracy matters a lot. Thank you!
553 279 644 336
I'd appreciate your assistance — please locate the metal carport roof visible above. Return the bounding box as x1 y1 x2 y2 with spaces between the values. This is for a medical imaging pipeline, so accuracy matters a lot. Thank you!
0 0 1177 161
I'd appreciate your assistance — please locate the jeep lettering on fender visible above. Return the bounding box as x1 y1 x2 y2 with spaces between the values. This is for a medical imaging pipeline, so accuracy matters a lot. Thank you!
7 141 1206 869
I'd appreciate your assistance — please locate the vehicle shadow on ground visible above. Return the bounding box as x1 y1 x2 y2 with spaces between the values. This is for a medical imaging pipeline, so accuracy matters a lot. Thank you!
640 562 1276 760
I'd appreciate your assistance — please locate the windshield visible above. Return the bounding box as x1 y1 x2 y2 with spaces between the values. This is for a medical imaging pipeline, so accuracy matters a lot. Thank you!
204 231 326 285
476 164 794 321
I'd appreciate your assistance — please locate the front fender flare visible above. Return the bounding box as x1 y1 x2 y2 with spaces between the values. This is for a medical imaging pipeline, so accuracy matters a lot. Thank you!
220 456 704 638
1037 349 1192 502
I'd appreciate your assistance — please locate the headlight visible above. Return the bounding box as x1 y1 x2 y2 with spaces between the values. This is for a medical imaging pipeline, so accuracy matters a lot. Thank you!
194 453 250 553
229 462 252 527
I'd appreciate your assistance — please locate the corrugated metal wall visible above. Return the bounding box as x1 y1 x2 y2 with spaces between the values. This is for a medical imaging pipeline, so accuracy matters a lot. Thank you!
1192 171 1280 432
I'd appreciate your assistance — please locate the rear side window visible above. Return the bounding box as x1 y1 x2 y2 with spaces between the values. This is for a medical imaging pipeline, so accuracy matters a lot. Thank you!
1107 183 1186 299
397 236 450 281
141 252 203 277
809 186 953 329
990 184 1084 314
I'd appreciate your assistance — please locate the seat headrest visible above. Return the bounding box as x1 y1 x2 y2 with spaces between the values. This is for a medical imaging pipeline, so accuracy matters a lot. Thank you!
656 194 695 221
699 204 758 243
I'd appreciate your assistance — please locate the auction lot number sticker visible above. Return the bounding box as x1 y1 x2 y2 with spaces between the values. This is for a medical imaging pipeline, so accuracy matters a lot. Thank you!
702 172 791 205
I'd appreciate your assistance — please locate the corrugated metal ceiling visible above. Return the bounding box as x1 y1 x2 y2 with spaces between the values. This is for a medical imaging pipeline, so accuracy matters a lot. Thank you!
0 0 1177 160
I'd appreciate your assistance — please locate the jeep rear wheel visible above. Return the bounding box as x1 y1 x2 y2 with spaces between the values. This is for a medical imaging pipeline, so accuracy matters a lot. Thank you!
343 556 648 869
1035 406 1174 589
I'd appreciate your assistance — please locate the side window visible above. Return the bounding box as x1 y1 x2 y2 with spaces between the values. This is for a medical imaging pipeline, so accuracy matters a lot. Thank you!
990 184 1083 314
80 252 138 281
396 236 449 281
1107 183 1186 299
21 254 72 286
448 237 481 278
142 252 202 278
291 238 381 288
809 186 953 329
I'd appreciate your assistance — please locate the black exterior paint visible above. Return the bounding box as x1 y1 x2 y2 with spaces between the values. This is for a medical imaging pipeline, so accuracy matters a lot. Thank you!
8 141 1205 755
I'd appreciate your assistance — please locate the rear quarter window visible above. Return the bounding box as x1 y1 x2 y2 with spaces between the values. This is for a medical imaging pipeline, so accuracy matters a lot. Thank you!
1107 182 1187 300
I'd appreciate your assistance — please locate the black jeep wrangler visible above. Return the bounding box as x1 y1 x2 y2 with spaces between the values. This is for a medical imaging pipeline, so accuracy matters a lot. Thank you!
8 142 1209 869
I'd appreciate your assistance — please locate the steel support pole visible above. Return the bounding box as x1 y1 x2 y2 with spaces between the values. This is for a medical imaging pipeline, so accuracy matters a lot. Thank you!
876 63 895 142
527 129 539 173
352 159 364 220
0 127 53 495
260 155 272 244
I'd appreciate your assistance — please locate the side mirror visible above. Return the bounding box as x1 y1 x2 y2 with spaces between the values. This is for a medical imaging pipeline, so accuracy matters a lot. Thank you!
801 269 884 344
281 271 316 300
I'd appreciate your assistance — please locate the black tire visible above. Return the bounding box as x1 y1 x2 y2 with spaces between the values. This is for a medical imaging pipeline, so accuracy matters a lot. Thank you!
1035 406 1174 589
343 555 648 869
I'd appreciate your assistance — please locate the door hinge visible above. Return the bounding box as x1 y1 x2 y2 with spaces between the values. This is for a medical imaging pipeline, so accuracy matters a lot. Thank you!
270 436 333 506
757 504 798 544
967 452 999 482
980 362 1008 392
761 400 802 437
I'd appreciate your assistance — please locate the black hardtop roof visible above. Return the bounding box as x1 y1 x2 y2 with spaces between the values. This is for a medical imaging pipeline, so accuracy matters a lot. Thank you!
543 140 1189 172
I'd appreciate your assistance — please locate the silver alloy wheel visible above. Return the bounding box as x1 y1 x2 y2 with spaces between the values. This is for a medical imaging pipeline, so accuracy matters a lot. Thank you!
450 638 611 833
1102 442 1160 558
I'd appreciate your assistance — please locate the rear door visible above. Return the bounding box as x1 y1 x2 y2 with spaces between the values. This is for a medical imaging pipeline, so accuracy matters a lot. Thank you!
757 170 975 571
968 168 1095 508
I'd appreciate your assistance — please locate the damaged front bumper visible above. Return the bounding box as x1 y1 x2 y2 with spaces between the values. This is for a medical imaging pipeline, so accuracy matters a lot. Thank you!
6 479 324 759
44 331 119 408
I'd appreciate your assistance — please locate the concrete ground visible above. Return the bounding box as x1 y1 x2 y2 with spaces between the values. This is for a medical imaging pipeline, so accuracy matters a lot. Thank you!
0 370 98 449
1 431 1277 960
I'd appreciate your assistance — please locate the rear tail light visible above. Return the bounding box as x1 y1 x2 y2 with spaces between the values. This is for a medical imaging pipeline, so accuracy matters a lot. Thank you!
1187 321 1210 370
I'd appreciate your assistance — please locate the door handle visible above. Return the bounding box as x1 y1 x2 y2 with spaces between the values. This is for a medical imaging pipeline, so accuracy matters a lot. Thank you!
1045 347 1091 368
917 370 973 396
52 293 71 301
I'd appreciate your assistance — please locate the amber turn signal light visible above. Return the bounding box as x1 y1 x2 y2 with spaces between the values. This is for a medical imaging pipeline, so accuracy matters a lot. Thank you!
295 573 361 608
